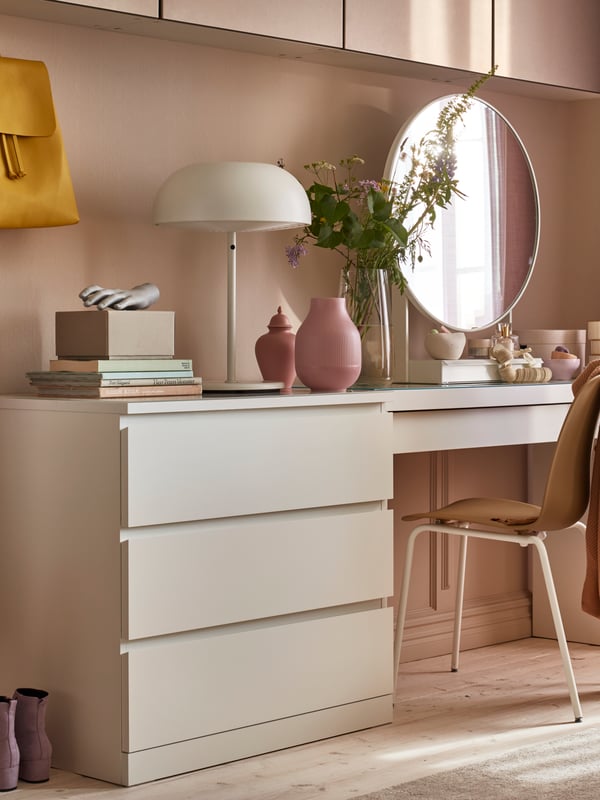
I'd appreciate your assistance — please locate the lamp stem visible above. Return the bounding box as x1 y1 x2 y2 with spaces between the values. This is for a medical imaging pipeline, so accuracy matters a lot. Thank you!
227 231 237 383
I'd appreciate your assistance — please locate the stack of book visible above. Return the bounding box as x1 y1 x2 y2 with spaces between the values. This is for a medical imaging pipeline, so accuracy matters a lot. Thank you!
27 357 202 398
27 309 202 399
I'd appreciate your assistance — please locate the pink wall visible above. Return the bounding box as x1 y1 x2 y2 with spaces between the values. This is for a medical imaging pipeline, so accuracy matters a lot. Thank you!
0 12 596 390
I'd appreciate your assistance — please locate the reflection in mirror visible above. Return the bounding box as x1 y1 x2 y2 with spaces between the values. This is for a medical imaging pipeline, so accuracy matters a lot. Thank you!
384 96 539 331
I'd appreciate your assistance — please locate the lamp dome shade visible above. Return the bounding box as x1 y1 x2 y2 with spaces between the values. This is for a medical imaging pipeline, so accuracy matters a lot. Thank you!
153 161 311 232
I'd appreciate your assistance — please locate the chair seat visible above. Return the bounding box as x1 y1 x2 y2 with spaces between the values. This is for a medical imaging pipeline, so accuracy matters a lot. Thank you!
402 496 542 532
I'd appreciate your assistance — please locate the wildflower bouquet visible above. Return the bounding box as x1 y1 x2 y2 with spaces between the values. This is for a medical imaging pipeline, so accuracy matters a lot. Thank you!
285 71 493 324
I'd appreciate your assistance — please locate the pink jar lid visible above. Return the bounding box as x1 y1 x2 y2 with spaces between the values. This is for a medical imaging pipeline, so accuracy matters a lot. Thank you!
268 306 292 330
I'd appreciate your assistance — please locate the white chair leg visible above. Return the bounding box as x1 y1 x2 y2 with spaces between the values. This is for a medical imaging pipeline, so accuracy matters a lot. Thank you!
532 537 583 722
393 525 424 689
451 534 468 672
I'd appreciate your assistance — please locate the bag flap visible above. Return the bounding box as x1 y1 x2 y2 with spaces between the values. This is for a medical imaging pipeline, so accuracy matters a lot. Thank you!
0 57 56 137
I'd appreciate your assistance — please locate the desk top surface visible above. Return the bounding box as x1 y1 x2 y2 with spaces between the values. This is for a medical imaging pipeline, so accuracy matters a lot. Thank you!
0 381 574 415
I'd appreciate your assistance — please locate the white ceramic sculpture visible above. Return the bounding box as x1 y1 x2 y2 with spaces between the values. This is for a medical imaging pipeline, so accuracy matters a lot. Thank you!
79 282 160 310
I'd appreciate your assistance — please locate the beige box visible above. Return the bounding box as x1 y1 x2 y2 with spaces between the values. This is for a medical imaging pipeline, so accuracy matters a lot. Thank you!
55 310 175 358
514 329 586 362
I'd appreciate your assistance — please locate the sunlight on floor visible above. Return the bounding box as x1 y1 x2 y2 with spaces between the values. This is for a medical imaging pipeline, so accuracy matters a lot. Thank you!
376 691 600 778
376 722 568 765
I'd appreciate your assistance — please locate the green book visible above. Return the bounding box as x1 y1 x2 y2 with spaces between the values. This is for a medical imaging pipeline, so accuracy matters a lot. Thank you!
48 358 192 373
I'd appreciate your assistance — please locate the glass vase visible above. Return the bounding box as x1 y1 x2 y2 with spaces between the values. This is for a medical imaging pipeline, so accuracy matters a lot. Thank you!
341 267 393 387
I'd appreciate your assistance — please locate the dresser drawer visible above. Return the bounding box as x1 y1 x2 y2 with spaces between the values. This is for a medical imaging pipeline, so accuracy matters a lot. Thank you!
122 607 392 751
121 404 392 526
122 507 392 639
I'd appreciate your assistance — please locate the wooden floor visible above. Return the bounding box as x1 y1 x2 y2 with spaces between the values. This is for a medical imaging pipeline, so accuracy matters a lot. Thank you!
16 637 600 799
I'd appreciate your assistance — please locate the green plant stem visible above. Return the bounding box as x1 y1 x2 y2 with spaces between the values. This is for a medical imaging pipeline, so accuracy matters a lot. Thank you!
343 265 389 340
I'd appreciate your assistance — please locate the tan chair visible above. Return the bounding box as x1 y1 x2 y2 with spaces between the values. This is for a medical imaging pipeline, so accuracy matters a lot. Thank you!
394 374 600 722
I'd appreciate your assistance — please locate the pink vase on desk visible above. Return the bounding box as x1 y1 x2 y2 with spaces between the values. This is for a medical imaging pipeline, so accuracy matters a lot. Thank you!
255 306 296 391
294 297 361 392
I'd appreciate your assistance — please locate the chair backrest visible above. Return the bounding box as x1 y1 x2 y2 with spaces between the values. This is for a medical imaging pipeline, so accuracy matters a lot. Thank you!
535 375 600 532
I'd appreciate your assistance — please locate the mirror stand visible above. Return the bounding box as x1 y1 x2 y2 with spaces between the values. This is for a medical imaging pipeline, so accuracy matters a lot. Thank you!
392 292 410 383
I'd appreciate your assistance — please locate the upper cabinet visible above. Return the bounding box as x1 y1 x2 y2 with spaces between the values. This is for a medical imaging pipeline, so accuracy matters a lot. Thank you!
344 0 492 74
495 0 600 93
2 0 600 95
161 0 343 48
51 0 158 14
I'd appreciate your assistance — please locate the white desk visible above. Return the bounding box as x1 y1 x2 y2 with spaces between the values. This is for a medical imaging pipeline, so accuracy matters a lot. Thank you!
0 382 573 785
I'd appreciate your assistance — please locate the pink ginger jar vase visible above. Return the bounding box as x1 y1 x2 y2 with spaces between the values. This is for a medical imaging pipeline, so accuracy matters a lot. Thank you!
294 297 361 392
255 306 296 391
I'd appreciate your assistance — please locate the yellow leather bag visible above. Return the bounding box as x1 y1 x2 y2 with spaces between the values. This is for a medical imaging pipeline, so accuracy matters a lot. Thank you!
0 56 79 228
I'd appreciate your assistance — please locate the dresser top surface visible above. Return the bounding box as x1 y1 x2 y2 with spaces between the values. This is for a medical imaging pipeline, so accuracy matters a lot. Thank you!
0 382 574 415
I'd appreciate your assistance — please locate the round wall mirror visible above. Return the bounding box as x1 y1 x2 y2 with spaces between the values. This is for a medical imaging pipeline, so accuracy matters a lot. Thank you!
384 96 540 332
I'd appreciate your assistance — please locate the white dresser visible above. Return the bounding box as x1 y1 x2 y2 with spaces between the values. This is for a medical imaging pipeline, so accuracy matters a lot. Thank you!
0 391 393 786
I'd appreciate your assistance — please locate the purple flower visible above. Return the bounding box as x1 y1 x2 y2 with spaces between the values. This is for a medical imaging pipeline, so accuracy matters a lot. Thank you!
432 152 457 182
285 242 308 268
358 179 382 193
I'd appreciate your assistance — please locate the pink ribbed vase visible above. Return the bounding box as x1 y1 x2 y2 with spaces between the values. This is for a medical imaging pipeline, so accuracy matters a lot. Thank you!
294 297 361 392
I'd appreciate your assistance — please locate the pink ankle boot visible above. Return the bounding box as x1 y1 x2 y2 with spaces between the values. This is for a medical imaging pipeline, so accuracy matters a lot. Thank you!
13 689 51 783
0 697 19 792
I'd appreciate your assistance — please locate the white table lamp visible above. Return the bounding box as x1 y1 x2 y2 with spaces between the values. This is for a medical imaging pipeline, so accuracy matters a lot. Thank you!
153 161 310 391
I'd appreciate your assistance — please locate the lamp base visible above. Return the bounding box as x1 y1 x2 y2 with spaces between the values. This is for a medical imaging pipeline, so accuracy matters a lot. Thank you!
202 379 285 393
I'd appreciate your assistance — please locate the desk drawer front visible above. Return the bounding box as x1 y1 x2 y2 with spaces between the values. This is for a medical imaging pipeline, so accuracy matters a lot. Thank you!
122 405 392 526
122 607 392 751
123 508 393 639
392 405 569 453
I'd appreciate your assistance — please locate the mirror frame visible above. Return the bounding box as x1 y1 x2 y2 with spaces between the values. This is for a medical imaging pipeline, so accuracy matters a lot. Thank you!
384 95 541 333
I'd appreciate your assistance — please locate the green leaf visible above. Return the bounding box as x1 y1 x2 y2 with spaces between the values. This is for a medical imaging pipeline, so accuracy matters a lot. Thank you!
315 229 343 249
369 190 394 221
332 200 351 222
385 219 409 246
318 194 339 221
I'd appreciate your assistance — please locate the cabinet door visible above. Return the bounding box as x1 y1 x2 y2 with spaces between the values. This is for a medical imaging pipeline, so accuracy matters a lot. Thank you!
162 0 343 47
495 0 600 92
54 0 158 14
345 0 492 73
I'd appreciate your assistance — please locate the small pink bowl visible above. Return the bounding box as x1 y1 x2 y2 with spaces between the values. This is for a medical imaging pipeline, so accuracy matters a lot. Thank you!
543 357 581 381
